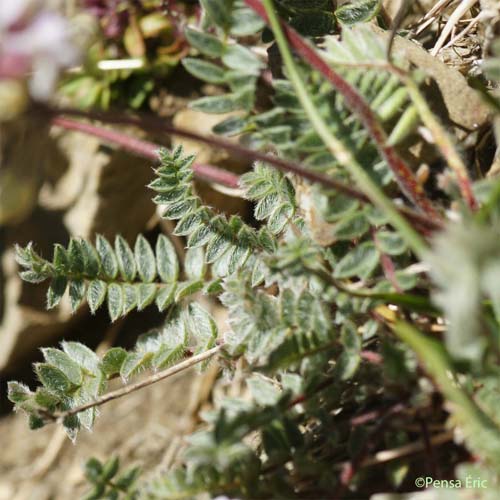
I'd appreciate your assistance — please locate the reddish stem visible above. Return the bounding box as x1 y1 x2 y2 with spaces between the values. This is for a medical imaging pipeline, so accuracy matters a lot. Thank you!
243 0 440 220
52 116 241 189
42 105 441 232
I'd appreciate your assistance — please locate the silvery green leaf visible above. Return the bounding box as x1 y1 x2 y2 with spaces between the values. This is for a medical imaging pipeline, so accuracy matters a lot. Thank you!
185 247 206 280
376 231 407 256
190 94 238 114
96 234 118 279
53 243 69 271
182 58 226 84
134 235 156 283
68 238 85 274
426 222 493 361
41 348 83 386
212 116 248 136
115 236 136 282
107 283 124 322
335 350 361 380
185 28 224 57
69 279 86 312
152 343 185 370
7 381 32 404
206 234 231 263
122 284 138 315
81 239 100 277
174 209 204 237
101 347 128 377
156 234 179 283
230 6 265 36
175 280 204 301
87 280 107 314
333 212 369 240
120 352 153 381
187 224 214 248
34 388 60 410
155 283 177 311
47 276 67 309
137 283 158 310
200 0 233 30
334 242 379 279
62 341 101 374
335 0 381 26
267 203 294 234
227 245 250 274
35 363 74 395
222 44 264 74
247 375 281 406
187 303 218 348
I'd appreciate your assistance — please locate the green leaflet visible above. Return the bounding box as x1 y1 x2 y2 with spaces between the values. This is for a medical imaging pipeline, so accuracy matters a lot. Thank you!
107 283 123 322
335 0 381 26
87 280 107 314
15 233 202 319
135 235 157 283
185 28 225 58
115 236 137 282
156 234 179 283
334 242 379 279
96 234 118 279
200 0 234 31
182 58 226 84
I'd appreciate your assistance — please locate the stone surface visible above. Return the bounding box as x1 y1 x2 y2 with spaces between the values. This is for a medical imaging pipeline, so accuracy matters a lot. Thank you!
0 124 157 374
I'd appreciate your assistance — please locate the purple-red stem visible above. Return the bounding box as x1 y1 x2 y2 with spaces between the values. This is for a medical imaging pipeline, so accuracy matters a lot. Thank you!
43 105 441 232
52 116 241 189
243 0 440 221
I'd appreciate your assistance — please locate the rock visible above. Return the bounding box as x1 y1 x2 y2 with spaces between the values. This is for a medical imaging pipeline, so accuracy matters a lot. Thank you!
372 25 491 133
0 116 67 226
0 124 158 374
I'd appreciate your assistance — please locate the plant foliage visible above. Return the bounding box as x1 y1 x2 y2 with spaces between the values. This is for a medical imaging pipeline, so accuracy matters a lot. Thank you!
7 0 500 499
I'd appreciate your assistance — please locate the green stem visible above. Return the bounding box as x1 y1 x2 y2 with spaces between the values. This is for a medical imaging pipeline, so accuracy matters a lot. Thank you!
391 321 500 460
261 0 428 259
403 78 478 211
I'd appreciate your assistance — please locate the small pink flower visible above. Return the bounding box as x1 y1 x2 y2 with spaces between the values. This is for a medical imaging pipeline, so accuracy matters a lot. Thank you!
0 0 80 99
